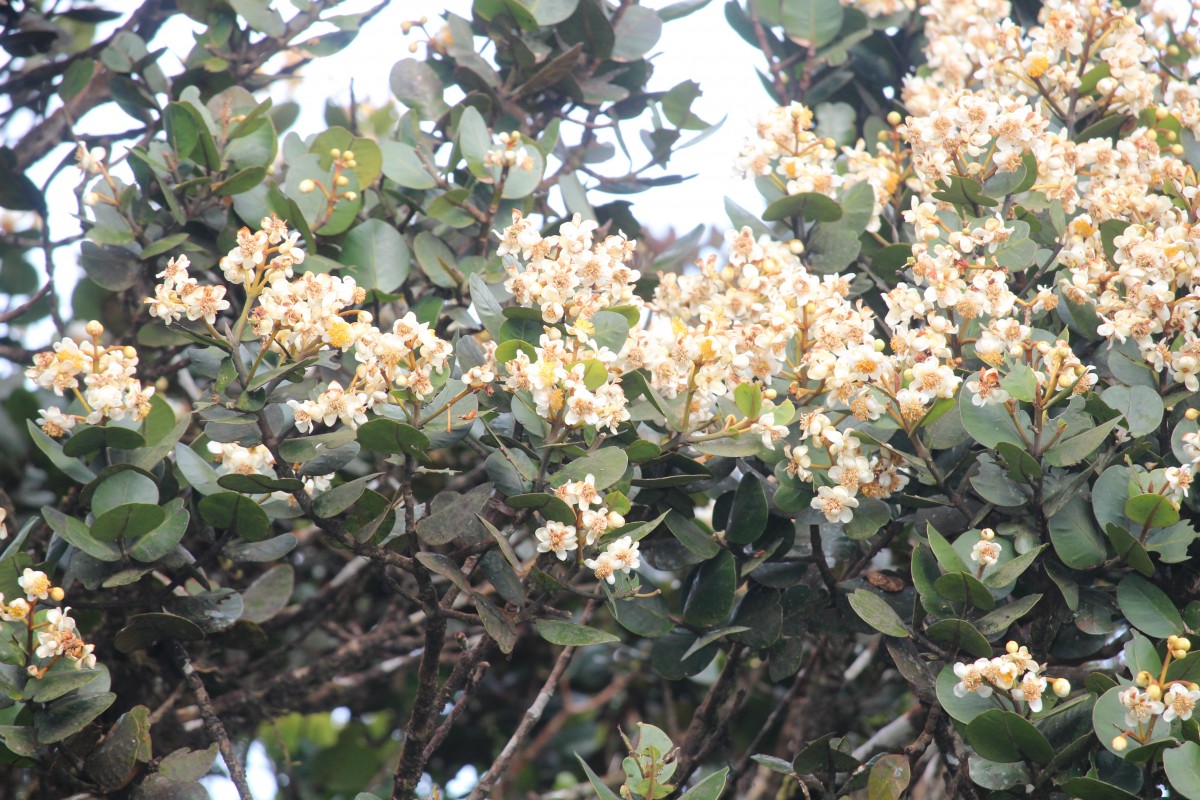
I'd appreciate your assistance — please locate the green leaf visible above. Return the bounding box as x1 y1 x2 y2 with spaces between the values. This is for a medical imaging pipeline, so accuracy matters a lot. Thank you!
957 382 1025 449
413 231 461 288
35 692 116 744
85 705 151 791
725 476 768 544
965 709 1054 764
780 0 844 47
379 140 436 189
214 165 266 196
114 612 205 653
974 594 1042 638
678 768 729 800
1101 385 1163 437
933 573 995 611
925 619 991 658
389 59 448 119
164 102 199 160
683 551 736 627
931 174 998 208
357 418 430 457
28 421 96 483
1125 493 1180 529
1058 778 1139 800
761 191 842 223
535 619 619 646
792 732 859 774
847 589 909 637
550 447 629 491
926 523 969 574
576 753 621 800
91 503 165 542
866 754 911 800
1164 741 1200 800
1048 495 1106 570
982 544 1046 589
217 473 304 494
1043 416 1122 467
92 470 159 515
197 492 270 541
1117 575 1183 637
1104 523 1154 577
129 499 189 563
733 382 763 420
476 595 517 654
340 219 410 293
241 565 294 624
313 474 378 518
43 505 121 561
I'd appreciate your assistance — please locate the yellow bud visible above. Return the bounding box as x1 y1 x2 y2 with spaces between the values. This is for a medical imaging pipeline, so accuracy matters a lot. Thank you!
1168 44 1181 56
1165 130 1177 143
886 111 902 126
409 41 420 53
1172 144 1185 157
85 320 104 337
1147 684 1162 701
343 150 355 162
873 339 885 352
980 528 996 541
876 130 890 142
123 346 137 359
343 191 358 201
1156 107 1170 120
1147 130 1158 141
823 138 837 149
764 388 777 400
1180 637 1192 652
1006 640 1019 654
83 191 101 206
401 20 413 33
1136 670 1153 687
1112 735 1128 752
1052 678 1071 697
788 239 804 255
1186 408 1200 420
298 179 316 193
1175 649 1189 660
49 587 65 602
335 174 351 187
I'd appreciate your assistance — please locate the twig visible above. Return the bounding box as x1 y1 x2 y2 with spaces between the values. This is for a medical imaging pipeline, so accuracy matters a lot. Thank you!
466 600 598 800
173 642 253 800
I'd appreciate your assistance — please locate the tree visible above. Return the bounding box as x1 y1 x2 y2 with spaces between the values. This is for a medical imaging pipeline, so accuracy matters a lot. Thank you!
3 0 1200 798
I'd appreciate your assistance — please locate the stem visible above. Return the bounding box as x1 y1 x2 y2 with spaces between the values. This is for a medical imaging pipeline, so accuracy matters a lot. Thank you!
173 642 253 800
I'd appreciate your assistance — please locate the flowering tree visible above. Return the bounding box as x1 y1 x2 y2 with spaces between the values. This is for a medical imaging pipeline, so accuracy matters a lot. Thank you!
6 0 1200 798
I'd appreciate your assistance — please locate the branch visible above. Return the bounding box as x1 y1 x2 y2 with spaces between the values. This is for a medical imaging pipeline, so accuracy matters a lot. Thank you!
466 600 598 800
173 642 253 800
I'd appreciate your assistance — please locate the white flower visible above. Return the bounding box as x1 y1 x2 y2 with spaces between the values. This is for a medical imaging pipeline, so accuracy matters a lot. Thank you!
605 535 640 573
751 415 788 449
534 521 578 561
18 569 51 601
75 143 105 174
970 538 1001 568
1120 687 1165 727
953 659 993 698
584 551 619 584
37 407 77 438
811 485 859 524
1164 684 1200 722
1012 672 1047 713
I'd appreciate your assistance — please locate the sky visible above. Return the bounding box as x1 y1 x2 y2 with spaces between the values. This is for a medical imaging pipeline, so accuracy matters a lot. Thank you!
113 3 767 797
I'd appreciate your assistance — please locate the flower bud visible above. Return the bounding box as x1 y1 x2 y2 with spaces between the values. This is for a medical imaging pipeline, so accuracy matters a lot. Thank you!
887 111 902 126
607 511 625 528
298 179 316 193
83 191 101 206
1052 678 1070 697
980 527 995 541
1135 670 1153 687
86 320 105 337
1006 641 1019 655
1180 637 1192 652
788 238 804 255
1188 409 1200 421
1112 735 1128 752
49 587 65 602
343 191 358 201
1147 684 1162 701
335 174 351 187
330 148 341 159
1175 649 1189 660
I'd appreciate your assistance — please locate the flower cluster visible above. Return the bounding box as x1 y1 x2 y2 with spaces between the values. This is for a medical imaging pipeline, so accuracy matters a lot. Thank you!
734 103 898 232
27 321 154 432
533 474 633 583
498 210 640 325
146 255 230 325
483 131 535 172
953 641 1070 714
222 215 307 287
208 441 332 499
1113 636 1198 751
2 569 96 676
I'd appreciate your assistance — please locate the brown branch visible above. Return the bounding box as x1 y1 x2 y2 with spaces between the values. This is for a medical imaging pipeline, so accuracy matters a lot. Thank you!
173 642 253 800
467 599 598 800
